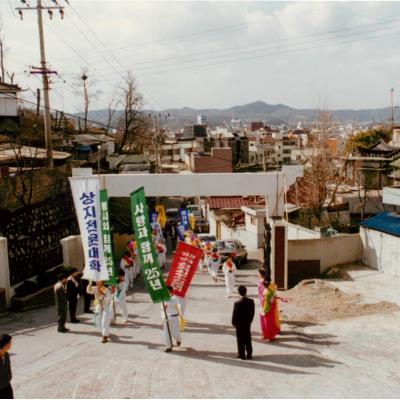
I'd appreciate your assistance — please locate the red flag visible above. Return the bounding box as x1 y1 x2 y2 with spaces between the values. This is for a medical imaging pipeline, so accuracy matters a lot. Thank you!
166 241 203 297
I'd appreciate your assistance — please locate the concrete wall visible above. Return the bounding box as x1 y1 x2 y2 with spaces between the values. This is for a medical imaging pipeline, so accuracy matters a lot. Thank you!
220 222 248 247
0 238 11 307
288 234 361 273
60 235 85 272
60 234 134 272
288 223 320 240
0 94 17 116
360 227 400 277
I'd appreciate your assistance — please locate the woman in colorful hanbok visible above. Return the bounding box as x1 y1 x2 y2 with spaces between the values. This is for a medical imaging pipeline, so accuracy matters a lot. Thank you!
261 280 287 340
257 269 269 339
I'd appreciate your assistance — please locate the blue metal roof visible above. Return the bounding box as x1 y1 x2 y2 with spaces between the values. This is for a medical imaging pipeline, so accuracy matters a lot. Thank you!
360 212 400 237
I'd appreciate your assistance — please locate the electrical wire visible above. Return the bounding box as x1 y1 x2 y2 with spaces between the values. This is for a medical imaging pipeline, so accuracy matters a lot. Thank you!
64 2 164 111
92 18 400 74
52 1 352 63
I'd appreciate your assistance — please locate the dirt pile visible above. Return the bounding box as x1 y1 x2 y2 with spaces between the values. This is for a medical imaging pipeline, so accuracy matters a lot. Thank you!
279 279 399 323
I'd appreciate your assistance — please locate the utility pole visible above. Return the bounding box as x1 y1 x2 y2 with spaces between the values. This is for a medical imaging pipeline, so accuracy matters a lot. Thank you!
391 88 395 131
36 88 40 116
16 0 65 169
153 114 158 173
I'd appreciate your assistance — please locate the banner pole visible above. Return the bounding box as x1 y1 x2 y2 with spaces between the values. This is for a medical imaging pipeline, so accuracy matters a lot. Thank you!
112 298 116 324
162 301 173 349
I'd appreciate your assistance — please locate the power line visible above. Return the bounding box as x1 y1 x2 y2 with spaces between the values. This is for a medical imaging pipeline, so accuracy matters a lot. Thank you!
131 25 400 79
51 1 352 63
92 18 400 74
64 2 163 111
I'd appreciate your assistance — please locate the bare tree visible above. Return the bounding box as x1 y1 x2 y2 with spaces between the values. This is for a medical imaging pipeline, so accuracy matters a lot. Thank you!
119 71 151 152
296 110 336 225
105 97 119 134
0 18 6 82
74 68 100 132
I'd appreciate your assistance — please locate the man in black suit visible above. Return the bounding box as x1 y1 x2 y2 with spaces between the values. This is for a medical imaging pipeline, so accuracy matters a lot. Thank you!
66 268 80 323
54 272 69 333
231 285 255 360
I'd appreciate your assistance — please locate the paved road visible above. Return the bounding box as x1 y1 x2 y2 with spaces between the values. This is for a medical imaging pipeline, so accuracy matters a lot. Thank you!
2 256 400 398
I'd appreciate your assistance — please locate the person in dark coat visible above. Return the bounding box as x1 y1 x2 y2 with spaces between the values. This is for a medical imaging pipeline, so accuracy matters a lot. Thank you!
231 285 255 360
66 268 80 323
54 272 69 333
0 334 13 399
79 276 94 313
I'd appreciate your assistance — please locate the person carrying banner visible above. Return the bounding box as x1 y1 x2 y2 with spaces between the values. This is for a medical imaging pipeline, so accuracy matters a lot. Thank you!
115 270 128 323
222 255 237 297
161 286 182 352
87 281 114 343
154 233 167 269
120 251 135 289
207 251 220 283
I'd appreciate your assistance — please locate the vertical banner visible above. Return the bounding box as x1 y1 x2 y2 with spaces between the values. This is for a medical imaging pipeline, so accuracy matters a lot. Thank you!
176 223 185 241
100 189 117 286
166 242 203 297
149 211 159 225
69 177 108 281
130 187 170 303
179 208 189 230
156 205 167 229
189 214 196 231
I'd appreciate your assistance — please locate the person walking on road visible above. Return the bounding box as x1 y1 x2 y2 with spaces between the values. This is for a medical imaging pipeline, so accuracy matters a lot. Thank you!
87 281 114 343
115 270 128 323
232 285 255 360
54 272 69 333
222 255 237 297
207 251 220 283
120 251 135 289
161 286 182 352
66 268 80 323
0 334 13 399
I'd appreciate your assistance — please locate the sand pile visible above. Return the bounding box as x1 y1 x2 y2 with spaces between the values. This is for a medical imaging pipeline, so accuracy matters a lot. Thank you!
279 279 399 323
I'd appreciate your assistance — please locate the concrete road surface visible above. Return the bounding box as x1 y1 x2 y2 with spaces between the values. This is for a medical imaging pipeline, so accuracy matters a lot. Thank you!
2 254 400 398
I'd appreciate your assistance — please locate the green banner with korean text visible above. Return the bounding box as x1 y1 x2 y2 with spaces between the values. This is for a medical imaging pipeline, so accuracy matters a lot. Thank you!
100 189 117 286
130 187 170 303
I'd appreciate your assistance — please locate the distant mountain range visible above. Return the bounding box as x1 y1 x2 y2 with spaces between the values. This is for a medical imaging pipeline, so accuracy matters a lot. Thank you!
82 100 394 128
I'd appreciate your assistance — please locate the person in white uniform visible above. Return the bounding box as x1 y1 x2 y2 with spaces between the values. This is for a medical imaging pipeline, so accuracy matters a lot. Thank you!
120 251 135 289
222 255 237 298
115 270 128 323
161 286 182 352
87 280 114 343
207 251 220 283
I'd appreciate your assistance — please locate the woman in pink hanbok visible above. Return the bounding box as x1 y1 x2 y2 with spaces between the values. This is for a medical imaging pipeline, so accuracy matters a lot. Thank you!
257 269 286 341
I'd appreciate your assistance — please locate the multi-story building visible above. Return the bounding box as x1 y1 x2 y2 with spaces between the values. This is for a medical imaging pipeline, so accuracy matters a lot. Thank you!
186 147 232 173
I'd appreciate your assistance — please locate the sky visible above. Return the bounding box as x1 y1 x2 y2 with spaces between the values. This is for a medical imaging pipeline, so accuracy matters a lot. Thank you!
2 0 400 114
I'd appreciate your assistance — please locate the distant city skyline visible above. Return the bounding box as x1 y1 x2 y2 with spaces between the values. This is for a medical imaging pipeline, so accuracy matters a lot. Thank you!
3 1 400 114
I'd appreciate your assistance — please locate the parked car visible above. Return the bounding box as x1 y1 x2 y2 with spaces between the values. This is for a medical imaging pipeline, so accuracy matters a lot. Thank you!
214 239 248 268
197 234 216 247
